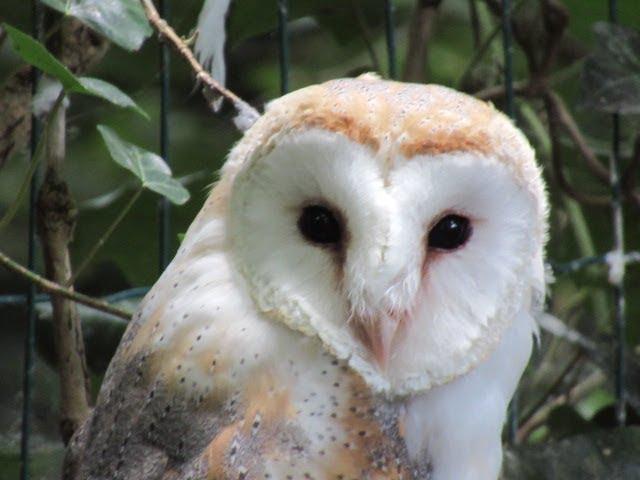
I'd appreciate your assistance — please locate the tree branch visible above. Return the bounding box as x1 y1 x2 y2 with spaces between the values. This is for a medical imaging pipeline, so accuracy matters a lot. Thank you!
516 370 606 442
139 0 259 130
473 79 531 100
402 0 442 82
520 351 584 430
0 250 131 320
622 133 640 194
69 187 143 285
544 90 611 206
36 97 91 442
546 90 610 184
350 0 381 73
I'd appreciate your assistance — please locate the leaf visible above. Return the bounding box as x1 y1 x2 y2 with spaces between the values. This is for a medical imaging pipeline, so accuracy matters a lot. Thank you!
580 22 640 114
97 125 190 205
3 23 82 91
78 77 149 119
3 23 148 118
40 0 152 51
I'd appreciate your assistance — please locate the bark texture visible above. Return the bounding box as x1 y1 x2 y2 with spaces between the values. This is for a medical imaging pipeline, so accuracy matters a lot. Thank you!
36 103 90 444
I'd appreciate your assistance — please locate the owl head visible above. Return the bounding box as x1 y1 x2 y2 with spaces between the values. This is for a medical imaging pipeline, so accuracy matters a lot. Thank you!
202 76 547 396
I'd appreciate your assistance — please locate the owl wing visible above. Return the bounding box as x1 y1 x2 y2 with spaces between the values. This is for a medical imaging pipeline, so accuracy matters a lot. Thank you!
64 291 427 480
63 265 245 479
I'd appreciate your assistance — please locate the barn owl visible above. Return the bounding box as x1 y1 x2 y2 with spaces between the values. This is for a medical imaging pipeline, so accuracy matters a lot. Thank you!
65 76 548 480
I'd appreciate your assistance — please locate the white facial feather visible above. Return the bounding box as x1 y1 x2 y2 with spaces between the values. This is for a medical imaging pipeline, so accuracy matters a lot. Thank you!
404 308 537 480
228 128 544 395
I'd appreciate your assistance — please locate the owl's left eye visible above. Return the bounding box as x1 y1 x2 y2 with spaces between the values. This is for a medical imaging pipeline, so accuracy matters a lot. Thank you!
428 214 472 251
298 205 342 245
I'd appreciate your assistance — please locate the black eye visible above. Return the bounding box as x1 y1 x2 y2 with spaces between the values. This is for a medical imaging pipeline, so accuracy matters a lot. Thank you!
428 214 472 251
298 205 342 245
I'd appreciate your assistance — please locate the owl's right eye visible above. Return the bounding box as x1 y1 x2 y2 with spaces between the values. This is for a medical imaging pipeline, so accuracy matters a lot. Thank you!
298 205 342 245
428 214 472 251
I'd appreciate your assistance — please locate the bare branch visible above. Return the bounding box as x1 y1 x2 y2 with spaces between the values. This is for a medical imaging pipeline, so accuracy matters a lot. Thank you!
402 0 442 82
36 98 90 442
622 133 640 194
69 188 143 285
520 351 584 434
0 250 131 320
139 0 259 130
544 90 611 205
547 90 610 184
473 80 531 100
538 0 570 75
517 370 606 442
468 0 481 48
350 0 381 73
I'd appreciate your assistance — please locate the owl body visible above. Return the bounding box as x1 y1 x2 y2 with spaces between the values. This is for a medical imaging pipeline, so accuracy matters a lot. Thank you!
67 78 547 480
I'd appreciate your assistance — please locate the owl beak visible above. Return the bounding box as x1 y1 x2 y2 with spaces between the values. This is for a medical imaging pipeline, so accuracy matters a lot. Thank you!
356 311 401 370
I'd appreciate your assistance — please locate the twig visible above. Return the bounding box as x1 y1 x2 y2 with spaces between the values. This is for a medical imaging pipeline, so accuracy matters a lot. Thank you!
622 133 640 194
468 0 481 48
519 351 584 431
538 0 569 75
0 250 131 320
550 250 640 275
547 90 610 184
516 370 606 442
139 0 259 130
351 0 381 73
459 0 528 90
537 313 599 352
69 187 143 285
402 0 442 82
544 90 610 205
473 79 530 100
458 20 501 89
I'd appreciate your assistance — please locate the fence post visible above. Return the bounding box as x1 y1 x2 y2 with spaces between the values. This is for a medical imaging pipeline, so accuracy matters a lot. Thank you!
384 0 397 79
158 0 171 272
20 2 43 479
608 0 626 427
277 0 290 95
500 0 518 444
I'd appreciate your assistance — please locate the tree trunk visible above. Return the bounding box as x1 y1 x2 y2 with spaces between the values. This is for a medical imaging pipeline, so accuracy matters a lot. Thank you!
36 102 90 444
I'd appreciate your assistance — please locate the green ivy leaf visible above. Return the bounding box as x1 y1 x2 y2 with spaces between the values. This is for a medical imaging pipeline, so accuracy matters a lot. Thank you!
40 0 152 51
580 22 640 114
3 23 148 118
3 23 81 90
97 125 190 205
78 77 149 119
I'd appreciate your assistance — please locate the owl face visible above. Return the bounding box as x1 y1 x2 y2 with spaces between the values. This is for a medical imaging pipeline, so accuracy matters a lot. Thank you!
224 78 547 396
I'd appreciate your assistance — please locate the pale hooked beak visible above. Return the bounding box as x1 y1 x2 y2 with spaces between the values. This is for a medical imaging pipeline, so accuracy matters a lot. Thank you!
354 310 404 371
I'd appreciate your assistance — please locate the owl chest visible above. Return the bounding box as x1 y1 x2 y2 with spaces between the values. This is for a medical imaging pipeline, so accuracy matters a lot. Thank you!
192 343 432 480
